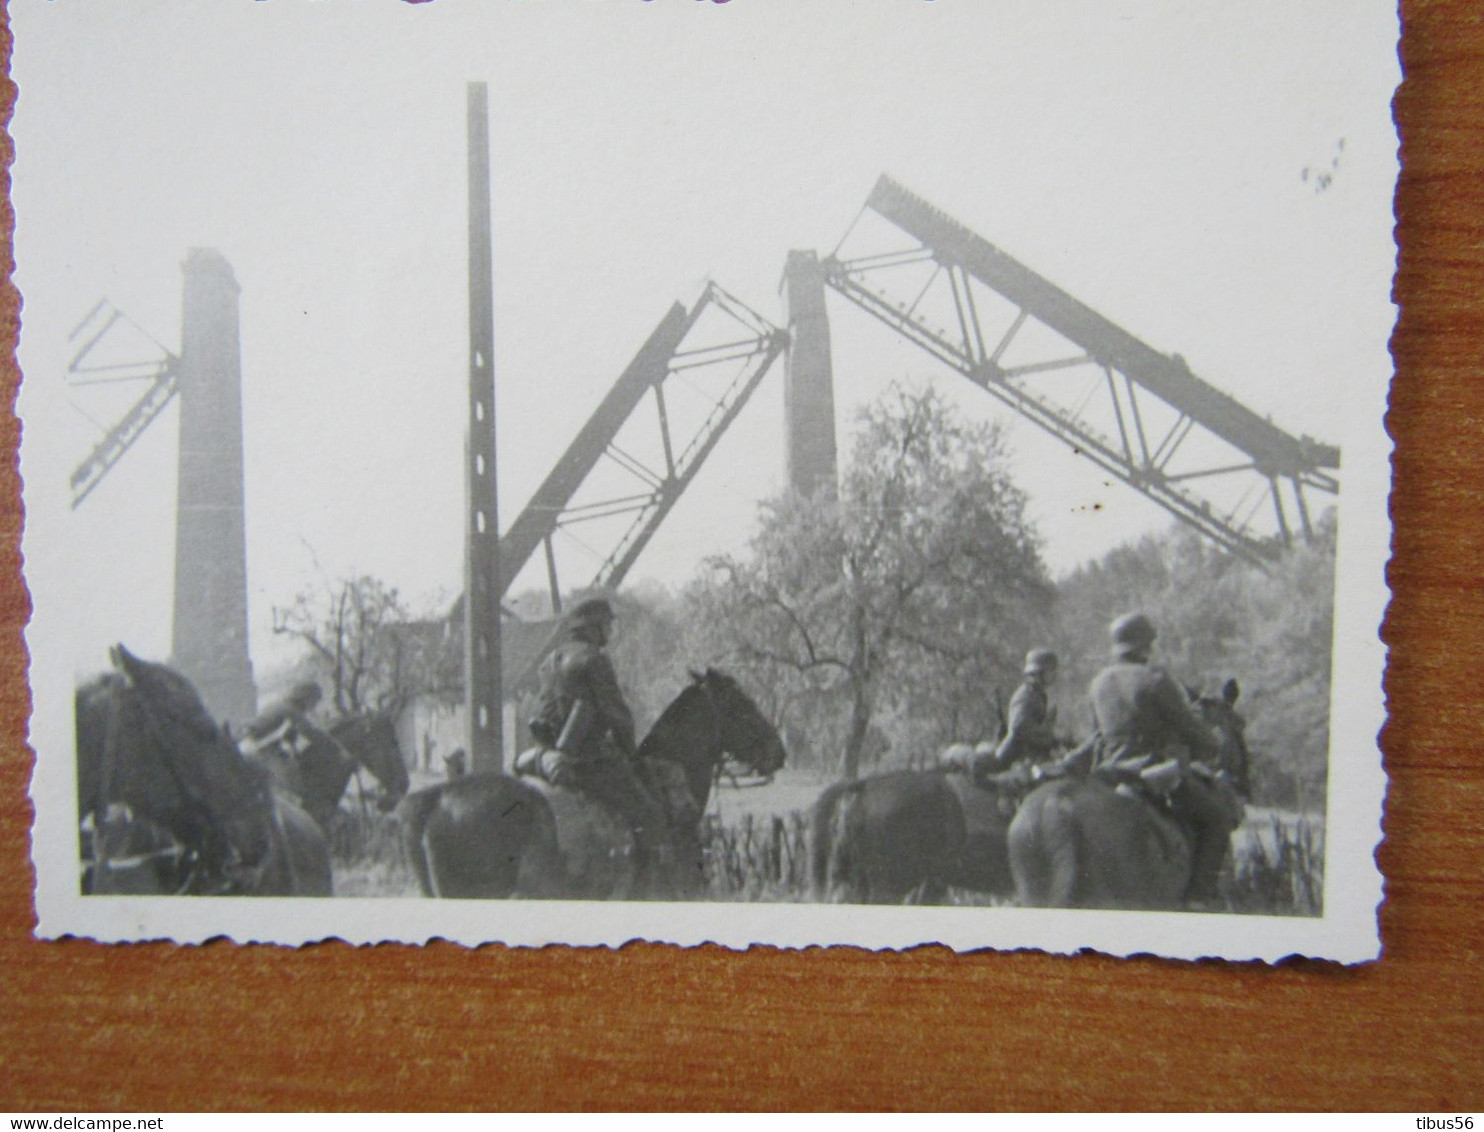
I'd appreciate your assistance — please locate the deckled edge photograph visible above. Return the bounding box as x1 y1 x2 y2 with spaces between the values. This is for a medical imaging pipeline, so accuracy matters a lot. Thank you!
15 1 1397 962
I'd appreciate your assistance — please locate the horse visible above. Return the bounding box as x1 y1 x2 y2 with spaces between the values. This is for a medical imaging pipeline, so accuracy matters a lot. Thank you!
397 668 787 900
809 683 1253 906
76 646 333 896
250 713 410 832
808 762 1032 904
1005 692 1249 911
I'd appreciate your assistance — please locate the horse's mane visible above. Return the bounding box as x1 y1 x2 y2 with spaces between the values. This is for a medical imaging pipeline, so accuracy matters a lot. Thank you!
636 670 719 762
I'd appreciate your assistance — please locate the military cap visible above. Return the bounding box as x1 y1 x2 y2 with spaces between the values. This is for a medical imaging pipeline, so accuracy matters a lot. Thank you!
1023 648 1058 675
1110 612 1157 650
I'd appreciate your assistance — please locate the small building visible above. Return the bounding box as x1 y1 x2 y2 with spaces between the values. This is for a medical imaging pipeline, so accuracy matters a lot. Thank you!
395 606 559 780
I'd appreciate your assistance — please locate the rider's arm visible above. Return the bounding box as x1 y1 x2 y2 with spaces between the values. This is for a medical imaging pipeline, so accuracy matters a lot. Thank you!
583 652 637 757
1151 675 1219 764
994 685 1051 765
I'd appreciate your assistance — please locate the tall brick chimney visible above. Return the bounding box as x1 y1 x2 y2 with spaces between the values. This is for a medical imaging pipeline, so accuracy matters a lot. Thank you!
170 249 257 726
780 250 838 497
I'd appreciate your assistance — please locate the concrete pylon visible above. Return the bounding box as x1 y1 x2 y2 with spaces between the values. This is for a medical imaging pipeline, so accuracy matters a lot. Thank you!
170 249 257 727
780 250 838 497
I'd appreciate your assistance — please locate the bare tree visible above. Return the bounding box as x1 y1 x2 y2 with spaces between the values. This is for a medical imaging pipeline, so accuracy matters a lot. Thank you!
272 574 460 720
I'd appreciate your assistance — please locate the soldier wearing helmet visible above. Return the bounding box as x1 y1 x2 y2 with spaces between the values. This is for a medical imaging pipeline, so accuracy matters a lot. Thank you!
1089 612 1235 905
529 596 670 895
978 648 1062 781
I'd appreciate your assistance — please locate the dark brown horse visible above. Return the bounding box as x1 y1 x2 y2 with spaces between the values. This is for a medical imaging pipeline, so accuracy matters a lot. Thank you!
1006 693 1249 910
808 765 1030 904
809 684 1252 906
397 669 786 900
249 714 410 832
77 646 332 896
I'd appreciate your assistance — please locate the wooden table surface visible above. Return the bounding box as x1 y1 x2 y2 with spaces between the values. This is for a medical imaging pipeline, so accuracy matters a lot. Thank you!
2 3 1481 1113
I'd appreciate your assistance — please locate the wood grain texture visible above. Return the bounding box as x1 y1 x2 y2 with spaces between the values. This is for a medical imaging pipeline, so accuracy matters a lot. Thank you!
1 3 1480 1112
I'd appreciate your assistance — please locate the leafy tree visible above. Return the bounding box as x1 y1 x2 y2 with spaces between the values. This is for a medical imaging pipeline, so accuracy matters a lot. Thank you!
1051 515 1336 809
271 574 460 720
685 382 1053 779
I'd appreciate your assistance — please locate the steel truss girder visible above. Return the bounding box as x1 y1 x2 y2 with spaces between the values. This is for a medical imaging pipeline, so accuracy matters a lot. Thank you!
498 282 788 610
66 301 181 509
823 175 1341 563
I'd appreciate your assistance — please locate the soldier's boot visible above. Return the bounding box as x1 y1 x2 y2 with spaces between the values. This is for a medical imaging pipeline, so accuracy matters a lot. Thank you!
589 758 672 900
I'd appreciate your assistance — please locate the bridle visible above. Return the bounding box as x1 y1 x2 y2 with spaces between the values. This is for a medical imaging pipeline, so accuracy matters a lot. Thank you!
95 670 258 894
696 676 779 793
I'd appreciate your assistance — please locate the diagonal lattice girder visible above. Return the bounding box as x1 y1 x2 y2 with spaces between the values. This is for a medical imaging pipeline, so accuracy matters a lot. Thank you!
822 174 1340 562
498 281 788 612
66 300 181 509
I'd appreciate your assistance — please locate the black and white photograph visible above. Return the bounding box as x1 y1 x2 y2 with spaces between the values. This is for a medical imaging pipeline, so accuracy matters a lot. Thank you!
16 1 1396 960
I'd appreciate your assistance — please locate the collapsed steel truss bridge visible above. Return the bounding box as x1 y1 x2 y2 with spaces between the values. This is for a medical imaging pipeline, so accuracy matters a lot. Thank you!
70 175 1341 659
496 282 788 610
822 176 1339 562
492 175 1340 613
66 300 182 510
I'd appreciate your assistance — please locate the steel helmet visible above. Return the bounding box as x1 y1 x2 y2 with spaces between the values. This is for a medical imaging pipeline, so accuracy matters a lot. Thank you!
1110 612 1157 652
567 596 617 629
1023 648 1058 676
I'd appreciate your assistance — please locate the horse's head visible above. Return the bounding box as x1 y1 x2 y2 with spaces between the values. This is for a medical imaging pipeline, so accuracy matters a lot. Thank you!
329 713 411 809
691 668 787 779
637 669 787 811
1192 679 1251 798
107 645 274 868
112 645 222 747
75 671 126 822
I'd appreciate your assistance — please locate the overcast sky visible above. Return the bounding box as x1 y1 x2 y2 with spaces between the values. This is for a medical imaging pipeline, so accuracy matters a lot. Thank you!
14 0 1399 681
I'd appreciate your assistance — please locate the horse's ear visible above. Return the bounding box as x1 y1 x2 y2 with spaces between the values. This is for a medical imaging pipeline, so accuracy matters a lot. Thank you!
688 668 704 684
112 644 139 683
1222 678 1240 706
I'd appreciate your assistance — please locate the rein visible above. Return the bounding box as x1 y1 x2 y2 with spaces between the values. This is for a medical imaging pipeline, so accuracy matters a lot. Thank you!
692 678 776 804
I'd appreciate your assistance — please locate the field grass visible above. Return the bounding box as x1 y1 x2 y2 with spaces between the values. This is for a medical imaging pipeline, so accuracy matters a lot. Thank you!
1226 808 1325 916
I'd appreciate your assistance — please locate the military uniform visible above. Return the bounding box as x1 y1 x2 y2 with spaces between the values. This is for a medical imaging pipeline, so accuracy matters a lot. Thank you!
245 702 307 753
1090 615 1235 904
535 637 638 760
974 650 1060 784
531 602 669 892
996 679 1058 766
241 683 323 799
1089 660 1219 778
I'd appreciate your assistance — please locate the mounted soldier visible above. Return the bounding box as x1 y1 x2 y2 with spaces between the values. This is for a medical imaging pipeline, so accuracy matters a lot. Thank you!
526 597 670 894
1087 612 1238 906
974 648 1061 784
240 679 326 796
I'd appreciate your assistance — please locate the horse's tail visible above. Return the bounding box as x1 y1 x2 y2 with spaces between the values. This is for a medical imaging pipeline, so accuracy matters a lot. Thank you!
808 781 849 902
1008 781 1081 908
395 788 441 898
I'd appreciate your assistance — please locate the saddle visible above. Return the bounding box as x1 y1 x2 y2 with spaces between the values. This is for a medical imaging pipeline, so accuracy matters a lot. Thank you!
513 745 698 830
965 761 1039 818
